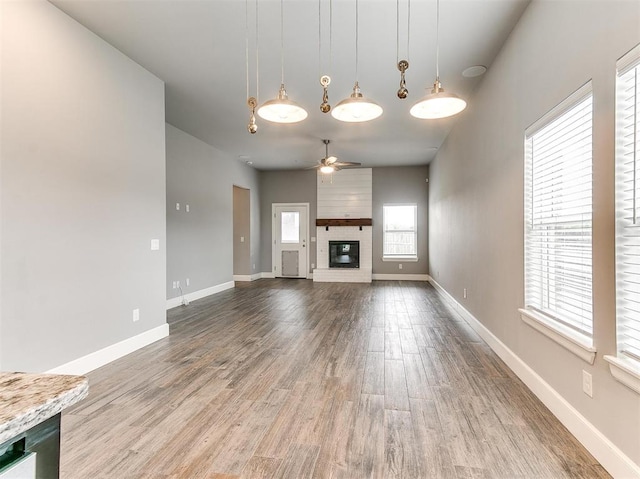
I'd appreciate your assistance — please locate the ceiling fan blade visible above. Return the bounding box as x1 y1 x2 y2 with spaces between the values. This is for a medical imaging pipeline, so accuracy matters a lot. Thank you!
325 156 338 165
334 161 362 167
304 164 321 170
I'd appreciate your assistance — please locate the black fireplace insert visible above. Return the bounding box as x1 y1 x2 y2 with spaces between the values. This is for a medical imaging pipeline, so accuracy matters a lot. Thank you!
329 241 360 269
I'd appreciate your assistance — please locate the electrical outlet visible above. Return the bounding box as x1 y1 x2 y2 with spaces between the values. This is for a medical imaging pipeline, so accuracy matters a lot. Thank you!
582 370 593 397
253 263 256 270
176 202 180 211
172 281 177 289
240 236 245 243
132 308 140 322
399 264 403 270
176 280 180 288
311 263 315 269
464 288 467 299
186 204 190 213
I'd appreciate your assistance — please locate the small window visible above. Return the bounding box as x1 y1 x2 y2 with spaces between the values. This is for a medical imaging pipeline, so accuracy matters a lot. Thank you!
383 204 417 258
280 211 299 243
615 45 640 364
523 82 594 344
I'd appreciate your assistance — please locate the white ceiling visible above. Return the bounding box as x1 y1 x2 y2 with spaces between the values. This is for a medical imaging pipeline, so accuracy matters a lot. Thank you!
50 0 530 170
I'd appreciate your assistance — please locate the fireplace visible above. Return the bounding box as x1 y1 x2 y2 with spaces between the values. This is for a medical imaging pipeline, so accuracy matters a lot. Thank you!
329 241 360 269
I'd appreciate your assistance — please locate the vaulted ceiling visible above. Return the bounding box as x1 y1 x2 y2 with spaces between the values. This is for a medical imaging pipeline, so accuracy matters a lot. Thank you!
50 0 530 170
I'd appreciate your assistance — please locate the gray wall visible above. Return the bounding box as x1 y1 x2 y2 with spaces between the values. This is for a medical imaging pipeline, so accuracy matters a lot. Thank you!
1 1 167 372
372 166 429 275
166 124 260 299
233 186 251 276
429 0 640 466
259 170 317 274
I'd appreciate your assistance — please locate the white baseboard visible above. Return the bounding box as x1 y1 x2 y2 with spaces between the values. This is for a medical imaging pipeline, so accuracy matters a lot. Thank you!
372 273 431 281
261 271 275 279
47 323 169 375
166 281 235 310
233 273 263 282
428 278 640 479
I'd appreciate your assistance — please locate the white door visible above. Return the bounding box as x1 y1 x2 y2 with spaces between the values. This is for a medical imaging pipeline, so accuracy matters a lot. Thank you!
273 204 308 278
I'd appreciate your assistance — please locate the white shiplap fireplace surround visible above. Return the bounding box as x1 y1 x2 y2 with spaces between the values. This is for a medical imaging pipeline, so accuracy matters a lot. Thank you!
313 169 372 283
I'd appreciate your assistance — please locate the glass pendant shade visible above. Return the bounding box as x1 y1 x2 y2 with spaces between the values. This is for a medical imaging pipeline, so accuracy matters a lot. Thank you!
258 84 308 123
331 82 383 122
410 79 467 119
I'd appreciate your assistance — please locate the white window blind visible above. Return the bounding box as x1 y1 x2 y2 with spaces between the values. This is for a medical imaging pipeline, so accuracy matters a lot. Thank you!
616 45 640 363
524 82 593 339
383 204 417 257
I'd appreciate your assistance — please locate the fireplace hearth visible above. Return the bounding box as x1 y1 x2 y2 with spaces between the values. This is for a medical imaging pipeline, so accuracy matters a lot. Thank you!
329 241 360 269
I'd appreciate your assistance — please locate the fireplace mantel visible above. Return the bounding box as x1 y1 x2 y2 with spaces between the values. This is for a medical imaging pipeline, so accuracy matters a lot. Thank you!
316 218 372 227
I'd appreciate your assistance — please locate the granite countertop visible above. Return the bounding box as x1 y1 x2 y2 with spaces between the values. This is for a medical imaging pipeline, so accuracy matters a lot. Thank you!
0 372 89 444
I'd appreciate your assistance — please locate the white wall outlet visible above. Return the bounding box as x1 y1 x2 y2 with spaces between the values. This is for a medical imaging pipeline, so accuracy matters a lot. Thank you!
311 263 315 269
176 280 180 288
132 308 140 322
151 239 160 251
253 263 256 270
176 202 180 210
582 370 593 398
172 281 177 289
463 288 467 299
399 264 403 270
240 236 245 243
186 278 190 286
186 204 190 212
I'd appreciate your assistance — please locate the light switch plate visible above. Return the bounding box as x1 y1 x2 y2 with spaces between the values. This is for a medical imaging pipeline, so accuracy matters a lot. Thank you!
151 239 160 251
133 308 140 322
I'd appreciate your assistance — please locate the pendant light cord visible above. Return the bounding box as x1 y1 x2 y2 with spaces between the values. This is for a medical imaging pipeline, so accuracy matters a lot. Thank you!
355 0 359 82
407 0 410 62
396 0 411 63
280 0 284 84
245 0 249 100
319 0 333 76
330 0 333 74
318 0 321 77
256 0 259 100
435 0 440 81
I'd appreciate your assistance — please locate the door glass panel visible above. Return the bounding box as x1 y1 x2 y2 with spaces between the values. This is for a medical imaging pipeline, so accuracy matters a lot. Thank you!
281 212 300 243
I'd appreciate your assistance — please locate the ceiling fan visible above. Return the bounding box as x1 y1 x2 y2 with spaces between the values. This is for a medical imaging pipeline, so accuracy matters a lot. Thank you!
308 139 362 174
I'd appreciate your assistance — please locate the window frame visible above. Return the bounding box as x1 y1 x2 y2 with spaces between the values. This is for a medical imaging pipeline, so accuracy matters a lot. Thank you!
605 43 640 395
520 81 596 363
382 203 418 261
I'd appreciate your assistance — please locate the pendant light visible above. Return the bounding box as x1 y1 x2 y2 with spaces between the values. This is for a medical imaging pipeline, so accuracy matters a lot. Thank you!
258 0 307 123
410 0 466 119
332 0 382 122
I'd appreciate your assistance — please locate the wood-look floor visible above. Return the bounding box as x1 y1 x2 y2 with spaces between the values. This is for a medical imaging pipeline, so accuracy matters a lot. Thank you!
60 279 609 478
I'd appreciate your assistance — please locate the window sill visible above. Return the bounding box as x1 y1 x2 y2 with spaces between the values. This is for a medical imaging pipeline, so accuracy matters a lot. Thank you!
382 256 419 262
604 355 640 395
518 308 596 364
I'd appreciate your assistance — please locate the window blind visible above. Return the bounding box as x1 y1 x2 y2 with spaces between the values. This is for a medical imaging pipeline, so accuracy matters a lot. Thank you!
383 204 417 257
616 46 640 362
524 83 593 338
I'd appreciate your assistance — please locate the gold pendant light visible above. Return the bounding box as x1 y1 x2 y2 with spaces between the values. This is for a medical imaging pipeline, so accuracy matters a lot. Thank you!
410 0 466 119
258 0 307 123
332 0 382 123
